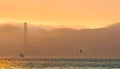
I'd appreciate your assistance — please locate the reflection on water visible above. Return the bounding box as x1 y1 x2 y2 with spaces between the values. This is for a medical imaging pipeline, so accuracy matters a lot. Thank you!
0 58 120 69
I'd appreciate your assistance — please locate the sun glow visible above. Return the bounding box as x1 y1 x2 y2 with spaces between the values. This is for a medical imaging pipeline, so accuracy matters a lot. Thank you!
1 68 5 69
0 60 15 69
0 0 120 28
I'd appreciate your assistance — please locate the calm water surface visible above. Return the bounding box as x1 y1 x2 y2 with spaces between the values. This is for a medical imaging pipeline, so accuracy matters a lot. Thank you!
0 58 120 69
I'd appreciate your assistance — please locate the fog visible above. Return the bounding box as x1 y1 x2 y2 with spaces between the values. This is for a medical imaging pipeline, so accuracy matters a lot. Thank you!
0 23 120 58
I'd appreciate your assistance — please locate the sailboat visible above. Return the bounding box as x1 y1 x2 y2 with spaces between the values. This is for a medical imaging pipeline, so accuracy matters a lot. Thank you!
18 22 27 58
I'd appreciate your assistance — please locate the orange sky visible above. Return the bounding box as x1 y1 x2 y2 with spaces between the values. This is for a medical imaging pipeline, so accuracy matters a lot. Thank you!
0 0 120 28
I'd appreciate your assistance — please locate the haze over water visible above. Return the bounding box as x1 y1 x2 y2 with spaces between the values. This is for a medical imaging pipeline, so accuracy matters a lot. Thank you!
0 0 120 69
0 23 120 58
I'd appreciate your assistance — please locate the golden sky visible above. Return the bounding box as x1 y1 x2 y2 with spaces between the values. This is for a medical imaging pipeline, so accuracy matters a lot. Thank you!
0 0 120 28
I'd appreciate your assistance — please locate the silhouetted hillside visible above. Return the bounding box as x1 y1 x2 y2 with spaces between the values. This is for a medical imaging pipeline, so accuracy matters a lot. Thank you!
0 23 120 58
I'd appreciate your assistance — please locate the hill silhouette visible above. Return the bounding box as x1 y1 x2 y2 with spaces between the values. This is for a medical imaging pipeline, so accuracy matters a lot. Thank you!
0 23 120 58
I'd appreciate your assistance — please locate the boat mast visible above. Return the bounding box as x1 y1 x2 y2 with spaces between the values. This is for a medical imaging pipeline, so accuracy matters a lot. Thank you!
24 22 27 52
19 22 27 58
